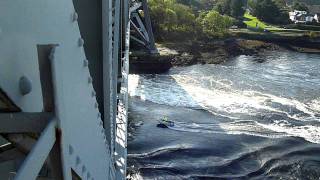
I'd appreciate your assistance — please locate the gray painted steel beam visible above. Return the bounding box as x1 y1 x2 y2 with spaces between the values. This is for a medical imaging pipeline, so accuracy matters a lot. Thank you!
102 0 114 151
131 35 146 46
129 2 142 13
14 119 57 180
0 113 53 133
130 19 149 42
115 0 130 179
141 0 157 53
132 12 150 41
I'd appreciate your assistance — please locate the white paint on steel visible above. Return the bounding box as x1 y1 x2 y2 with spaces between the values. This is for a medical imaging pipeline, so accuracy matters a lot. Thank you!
15 119 57 180
115 1 131 179
0 1 113 179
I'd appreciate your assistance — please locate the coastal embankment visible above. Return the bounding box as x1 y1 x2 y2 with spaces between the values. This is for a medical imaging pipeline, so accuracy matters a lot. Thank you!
130 38 320 73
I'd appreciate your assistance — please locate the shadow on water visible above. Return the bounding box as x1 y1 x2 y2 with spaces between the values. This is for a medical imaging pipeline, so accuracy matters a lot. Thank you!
127 99 320 179
127 52 320 180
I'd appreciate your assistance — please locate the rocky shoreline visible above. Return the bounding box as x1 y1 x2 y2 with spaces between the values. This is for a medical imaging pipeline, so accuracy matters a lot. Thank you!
129 38 320 73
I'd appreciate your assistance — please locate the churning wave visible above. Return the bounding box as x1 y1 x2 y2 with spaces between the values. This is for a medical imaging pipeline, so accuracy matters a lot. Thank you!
129 52 320 144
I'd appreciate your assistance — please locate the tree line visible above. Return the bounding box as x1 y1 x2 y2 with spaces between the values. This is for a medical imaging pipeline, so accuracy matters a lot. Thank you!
148 0 238 40
148 0 311 40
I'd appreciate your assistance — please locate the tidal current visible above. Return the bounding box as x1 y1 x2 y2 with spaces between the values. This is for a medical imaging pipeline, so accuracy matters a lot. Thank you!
127 51 320 179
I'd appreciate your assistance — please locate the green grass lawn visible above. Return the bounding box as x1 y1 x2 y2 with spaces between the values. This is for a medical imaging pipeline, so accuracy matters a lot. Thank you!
244 13 267 29
238 12 320 39
243 13 280 31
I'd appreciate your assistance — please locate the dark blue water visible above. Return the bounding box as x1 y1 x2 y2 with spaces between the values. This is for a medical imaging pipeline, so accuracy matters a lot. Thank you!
127 51 320 179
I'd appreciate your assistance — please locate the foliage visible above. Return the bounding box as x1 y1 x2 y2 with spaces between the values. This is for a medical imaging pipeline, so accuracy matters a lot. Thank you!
248 0 289 24
285 24 320 31
214 0 246 18
286 0 320 5
230 0 246 18
197 10 235 37
292 1 309 11
149 0 195 33
149 0 236 40
273 0 287 7
307 31 320 38
176 0 203 10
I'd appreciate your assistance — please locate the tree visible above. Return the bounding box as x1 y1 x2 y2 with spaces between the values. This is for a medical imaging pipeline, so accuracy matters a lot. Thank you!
292 1 309 11
273 0 287 8
215 0 245 18
230 0 246 18
199 0 220 11
215 0 231 15
249 0 288 24
256 0 279 23
198 10 235 37
172 3 196 31
148 0 196 35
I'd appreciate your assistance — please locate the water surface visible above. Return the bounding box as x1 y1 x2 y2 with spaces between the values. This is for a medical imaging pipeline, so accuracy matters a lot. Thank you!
128 51 320 179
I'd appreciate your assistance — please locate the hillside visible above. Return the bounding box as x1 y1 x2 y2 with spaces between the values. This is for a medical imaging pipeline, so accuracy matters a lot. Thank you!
285 0 320 5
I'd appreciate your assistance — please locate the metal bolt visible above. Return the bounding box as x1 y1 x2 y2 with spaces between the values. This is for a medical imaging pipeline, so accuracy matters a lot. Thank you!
82 166 86 173
68 145 74 155
83 59 89 67
114 162 119 169
19 76 32 95
76 156 81 166
88 77 93 83
72 12 78 22
91 90 96 97
78 38 84 46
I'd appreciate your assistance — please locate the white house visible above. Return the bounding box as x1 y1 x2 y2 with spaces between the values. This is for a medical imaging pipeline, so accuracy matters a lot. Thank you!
306 14 314 23
289 10 316 23
315 13 320 23
289 10 307 23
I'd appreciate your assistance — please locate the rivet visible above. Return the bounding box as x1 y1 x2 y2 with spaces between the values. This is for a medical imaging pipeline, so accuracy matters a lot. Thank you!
76 156 81 166
68 145 74 155
91 90 96 97
19 76 32 95
78 38 84 46
83 59 89 67
88 77 93 83
114 162 118 169
72 12 78 22
82 166 86 173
